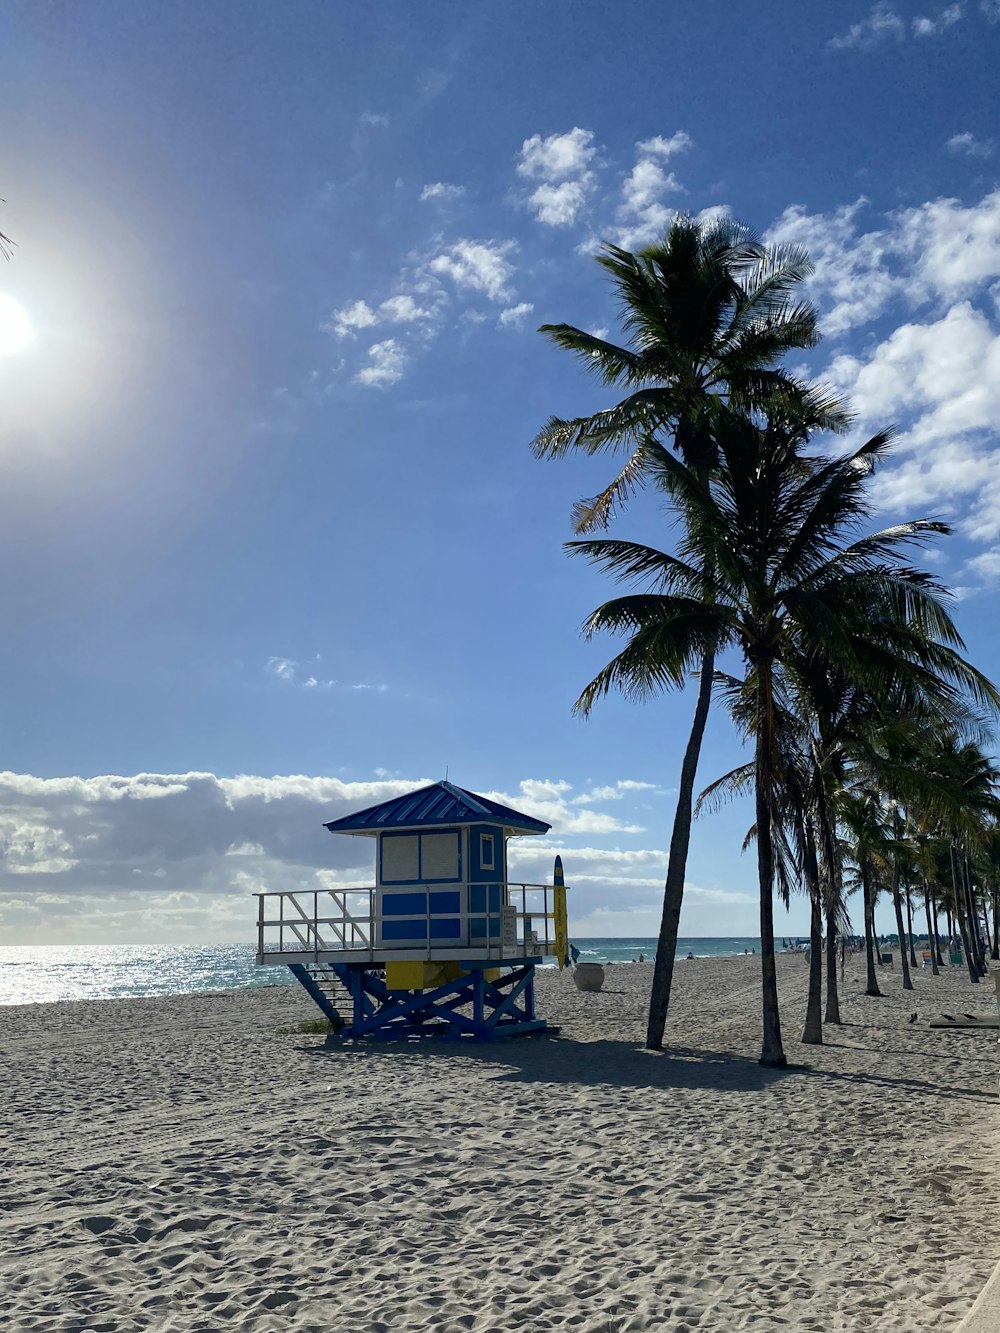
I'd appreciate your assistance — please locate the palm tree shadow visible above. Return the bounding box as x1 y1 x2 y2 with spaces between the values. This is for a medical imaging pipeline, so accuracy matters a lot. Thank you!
308 1034 789 1093
306 1033 996 1101
475 1037 790 1092
794 1063 994 1103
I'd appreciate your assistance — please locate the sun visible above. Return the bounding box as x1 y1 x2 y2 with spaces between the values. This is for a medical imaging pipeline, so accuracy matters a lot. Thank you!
0 293 34 354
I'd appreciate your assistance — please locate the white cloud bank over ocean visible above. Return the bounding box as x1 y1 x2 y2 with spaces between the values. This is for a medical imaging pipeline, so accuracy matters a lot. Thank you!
0 770 756 945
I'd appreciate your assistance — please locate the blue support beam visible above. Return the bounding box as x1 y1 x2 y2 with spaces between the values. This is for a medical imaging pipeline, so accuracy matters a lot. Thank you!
322 962 549 1042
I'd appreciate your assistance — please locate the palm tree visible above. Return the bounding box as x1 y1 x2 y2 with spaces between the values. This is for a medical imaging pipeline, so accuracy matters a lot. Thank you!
899 733 1000 981
533 217 845 1050
941 742 999 978
696 681 827 1044
887 807 916 992
570 412 996 1065
840 788 892 997
979 827 1000 960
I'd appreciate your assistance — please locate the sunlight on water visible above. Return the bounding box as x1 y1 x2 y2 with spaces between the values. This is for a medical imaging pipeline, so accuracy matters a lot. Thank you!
0 943 288 1006
0 937 765 1006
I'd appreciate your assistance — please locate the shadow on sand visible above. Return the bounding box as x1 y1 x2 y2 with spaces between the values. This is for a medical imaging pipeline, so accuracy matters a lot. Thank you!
304 1030 996 1102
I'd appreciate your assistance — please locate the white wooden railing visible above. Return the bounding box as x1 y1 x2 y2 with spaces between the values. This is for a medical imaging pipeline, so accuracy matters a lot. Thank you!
255 882 558 962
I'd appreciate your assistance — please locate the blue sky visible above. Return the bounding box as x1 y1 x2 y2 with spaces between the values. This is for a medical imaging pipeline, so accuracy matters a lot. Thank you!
1 0 999 944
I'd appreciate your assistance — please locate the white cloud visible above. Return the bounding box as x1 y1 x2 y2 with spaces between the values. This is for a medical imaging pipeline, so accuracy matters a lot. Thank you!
420 182 466 202
984 0 1000 19
965 549 1000 582
321 299 379 339
831 1 966 46
947 130 993 159
429 238 517 301
517 127 595 182
0 771 693 943
378 294 433 323
0 772 424 915
509 844 663 868
622 159 683 215
913 3 964 34
766 189 1000 334
516 128 597 226
827 301 1000 539
355 338 408 388
768 187 1000 551
766 198 901 333
573 780 659 805
266 656 296 682
611 135 690 250
897 192 1000 300
497 302 534 330
3 821 77 875
569 887 755 938
267 657 336 689
829 3 906 48
635 131 692 161
527 180 592 227
265 656 391 695
319 290 439 385
484 779 645 835
359 111 390 128
696 204 732 228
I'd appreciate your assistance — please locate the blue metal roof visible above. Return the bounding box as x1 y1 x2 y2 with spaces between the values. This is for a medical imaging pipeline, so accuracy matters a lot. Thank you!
324 780 551 837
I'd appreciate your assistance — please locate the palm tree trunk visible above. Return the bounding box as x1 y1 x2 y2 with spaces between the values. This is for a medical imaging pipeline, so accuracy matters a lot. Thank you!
818 788 841 1024
992 885 999 961
645 646 715 1050
802 896 824 1044
923 882 939 975
890 810 913 991
980 890 993 963
755 658 786 1068
933 898 944 965
891 884 913 990
950 843 979 984
824 903 841 1022
862 862 882 996
960 852 979 971
958 905 979 982
963 855 987 976
801 820 823 1044
905 893 918 968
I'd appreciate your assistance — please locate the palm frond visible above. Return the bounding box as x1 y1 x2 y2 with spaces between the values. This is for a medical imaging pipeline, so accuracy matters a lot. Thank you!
695 763 754 817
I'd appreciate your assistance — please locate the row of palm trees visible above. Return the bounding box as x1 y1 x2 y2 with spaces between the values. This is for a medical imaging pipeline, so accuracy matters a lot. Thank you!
533 217 999 1067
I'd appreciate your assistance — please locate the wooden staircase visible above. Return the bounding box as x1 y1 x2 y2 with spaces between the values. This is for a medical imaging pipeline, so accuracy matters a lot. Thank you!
288 961 352 1028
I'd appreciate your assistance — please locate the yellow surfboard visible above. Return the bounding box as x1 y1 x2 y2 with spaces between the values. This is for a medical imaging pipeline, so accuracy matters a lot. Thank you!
552 854 569 970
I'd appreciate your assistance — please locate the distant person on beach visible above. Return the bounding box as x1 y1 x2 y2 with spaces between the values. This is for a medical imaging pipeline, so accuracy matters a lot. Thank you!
638 952 645 963
686 951 694 960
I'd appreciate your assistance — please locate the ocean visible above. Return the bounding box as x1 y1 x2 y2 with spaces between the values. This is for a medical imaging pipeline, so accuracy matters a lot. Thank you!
0 937 765 1007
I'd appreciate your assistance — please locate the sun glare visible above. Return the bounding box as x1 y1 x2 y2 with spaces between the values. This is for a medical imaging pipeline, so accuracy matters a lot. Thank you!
0 293 34 354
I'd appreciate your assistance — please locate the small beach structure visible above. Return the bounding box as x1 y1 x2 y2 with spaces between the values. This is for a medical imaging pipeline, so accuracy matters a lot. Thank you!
255 780 569 1041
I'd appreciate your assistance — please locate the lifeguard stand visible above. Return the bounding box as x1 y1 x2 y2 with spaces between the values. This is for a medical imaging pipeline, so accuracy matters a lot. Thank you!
255 781 570 1041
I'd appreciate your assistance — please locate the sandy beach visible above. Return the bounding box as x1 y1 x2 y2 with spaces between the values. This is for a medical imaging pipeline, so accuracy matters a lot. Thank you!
2 953 998 1332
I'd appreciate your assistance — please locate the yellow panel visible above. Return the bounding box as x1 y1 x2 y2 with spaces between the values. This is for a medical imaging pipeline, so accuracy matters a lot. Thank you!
553 885 569 970
385 960 465 991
